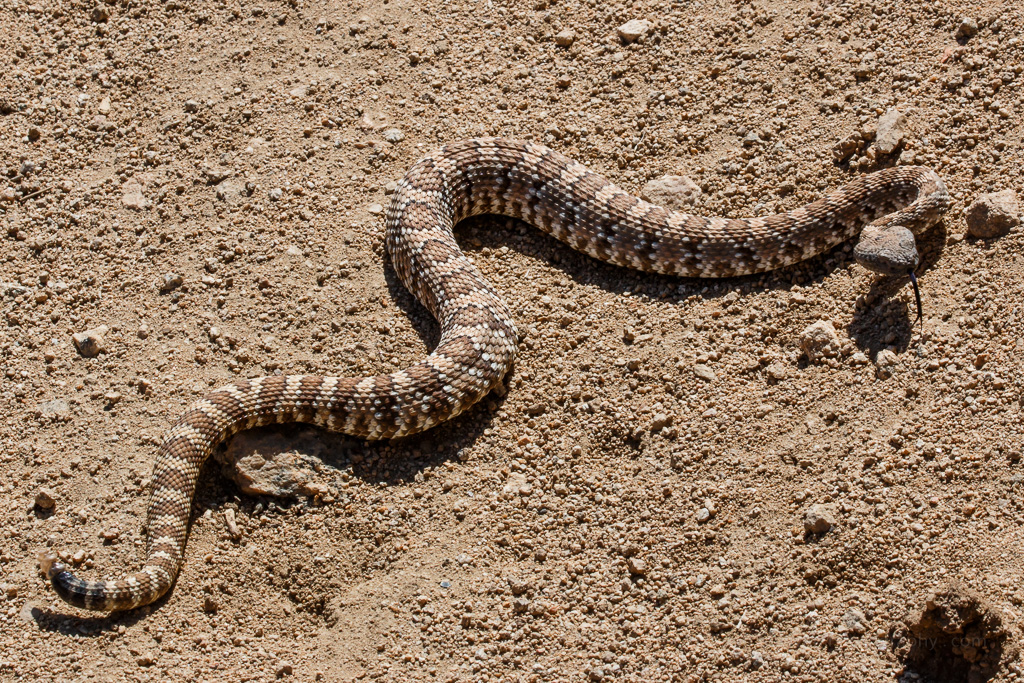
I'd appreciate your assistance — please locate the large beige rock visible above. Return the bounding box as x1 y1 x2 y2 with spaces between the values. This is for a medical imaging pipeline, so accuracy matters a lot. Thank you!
965 189 1020 238
217 426 353 499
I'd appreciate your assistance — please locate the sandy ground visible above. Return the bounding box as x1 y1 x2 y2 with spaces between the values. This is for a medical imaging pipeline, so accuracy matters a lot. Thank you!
1 0 1023 681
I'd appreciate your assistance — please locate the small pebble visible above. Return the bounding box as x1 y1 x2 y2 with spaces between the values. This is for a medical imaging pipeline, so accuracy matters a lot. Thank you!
874 108 907 155
875 349 899 378
617 19 652 43
800 320 841 363
35 489 56 510
72 325 108 358
803 504 837 534
640 175 701 210
120 180 149 210
158 273 184 292
955 17 978 40
554 29 576 47
693 364 716 382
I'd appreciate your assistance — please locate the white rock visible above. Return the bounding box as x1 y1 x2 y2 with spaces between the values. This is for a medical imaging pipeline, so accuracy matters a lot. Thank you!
875 108 907 155
875 349 900 378
617 19 651 43
121 180 149 210
803 504 837 534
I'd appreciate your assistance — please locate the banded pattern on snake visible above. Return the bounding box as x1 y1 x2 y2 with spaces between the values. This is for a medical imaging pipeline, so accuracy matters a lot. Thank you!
44 138 948 610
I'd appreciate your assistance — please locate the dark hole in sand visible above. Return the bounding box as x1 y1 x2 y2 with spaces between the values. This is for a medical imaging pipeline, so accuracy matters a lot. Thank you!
893 582 1019 683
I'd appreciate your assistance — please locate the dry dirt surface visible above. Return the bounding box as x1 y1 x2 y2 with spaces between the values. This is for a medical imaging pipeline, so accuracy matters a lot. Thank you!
1 0 1023 681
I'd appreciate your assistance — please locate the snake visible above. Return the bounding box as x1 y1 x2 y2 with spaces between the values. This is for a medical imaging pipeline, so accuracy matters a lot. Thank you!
42 137 949 611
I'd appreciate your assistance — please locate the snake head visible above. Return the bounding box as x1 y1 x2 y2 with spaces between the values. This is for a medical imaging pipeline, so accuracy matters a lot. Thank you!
854 225 924 324
853 225 920 276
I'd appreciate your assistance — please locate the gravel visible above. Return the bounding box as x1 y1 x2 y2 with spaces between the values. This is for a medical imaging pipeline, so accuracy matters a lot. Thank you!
1 0 1023 681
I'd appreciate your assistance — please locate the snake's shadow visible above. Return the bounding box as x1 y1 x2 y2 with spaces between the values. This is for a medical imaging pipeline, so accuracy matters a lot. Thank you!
25 597 156 637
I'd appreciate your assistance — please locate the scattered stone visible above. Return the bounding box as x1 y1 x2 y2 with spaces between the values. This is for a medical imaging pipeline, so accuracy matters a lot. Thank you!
554 29 576 47
34 489 56 510
617 19 652 43
136 653 158 667
91 5 110 22
100 528 120 542
158 273 184 292
766 361 790 382
38 399 70 417
840 608 867 636
121 180 149 210
850 351 869 366
223 508 241 540
803 504 837 534
640 175 701 210
383 128 405 143
800 320 841 363
98 97 111 114
72 325 108 358
200 164 232 185
955 17 979 41
184 99 200 113
693 364 716 382
965 189 1020 238
649 413 672 431
626 557 648 576
874 107 907 155
215 178 254 204
875 349 900 378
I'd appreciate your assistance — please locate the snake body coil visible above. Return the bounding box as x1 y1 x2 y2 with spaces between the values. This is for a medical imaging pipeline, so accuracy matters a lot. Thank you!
46 138 948 610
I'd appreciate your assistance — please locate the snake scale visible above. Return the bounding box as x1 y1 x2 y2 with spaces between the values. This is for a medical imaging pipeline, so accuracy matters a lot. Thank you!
44 137 949 610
